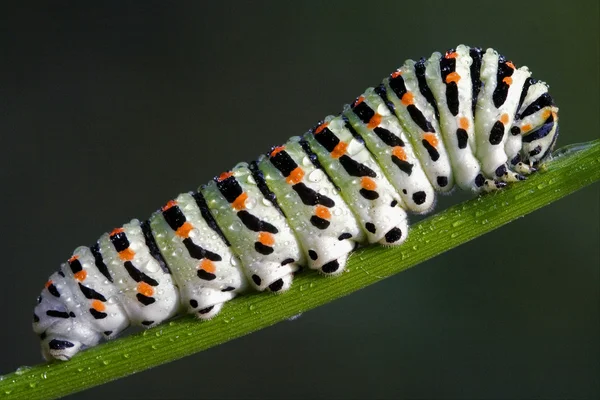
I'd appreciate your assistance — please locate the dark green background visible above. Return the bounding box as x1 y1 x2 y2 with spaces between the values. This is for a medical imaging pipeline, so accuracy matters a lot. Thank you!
1 1 598 398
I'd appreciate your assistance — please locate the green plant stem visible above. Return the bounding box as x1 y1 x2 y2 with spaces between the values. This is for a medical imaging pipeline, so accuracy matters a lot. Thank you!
1 140 599 400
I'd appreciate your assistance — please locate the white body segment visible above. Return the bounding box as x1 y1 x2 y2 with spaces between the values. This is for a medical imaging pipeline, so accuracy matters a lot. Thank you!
305 115 409 245
343 88 436 213
201 164 305 292
474 48 531 179
149 192 248 318
97 219 180 327
257 137 365 274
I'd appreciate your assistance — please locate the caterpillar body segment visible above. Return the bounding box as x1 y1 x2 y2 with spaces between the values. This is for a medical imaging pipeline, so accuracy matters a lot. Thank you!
33 45 559 361
257 137 364 275
201 164 305 293
305 116 409 246
149 193 248 319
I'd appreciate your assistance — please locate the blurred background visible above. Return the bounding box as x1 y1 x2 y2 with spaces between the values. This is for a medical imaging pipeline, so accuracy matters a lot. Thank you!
0 1 598 398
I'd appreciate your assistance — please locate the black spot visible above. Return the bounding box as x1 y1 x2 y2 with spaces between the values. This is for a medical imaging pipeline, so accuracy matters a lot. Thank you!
415 58 440 119
510 154 522 166
407 104 435 133
37 296 42 304
281 258 294 265
269 148 299 177
141 320 154 326
40 332 47 340
48 339 74 350
109 230 130 252
489 121 505 145
183 237 222 261
422 138 440 161
192 191 231 246
402 189 407 194
254 242 274 255
359 188 379 200
338 233 352 241
221 286 236 292
252 274 262 286
385 228 403 243
237 210 278 233
469 47 483 114
511 126 521 135
58 271 65 277
189 299 198 308
321 260 340 274
90 309 107 319
373 127 404 147
249 162 285 216
522 115 555 143
136 293 156 306
310 215 331 230
495 164 507 177
104 331 113 336
268 278 284 292
47 283 60 298
308 250 318 260
91 244 113 282
78 283 107 302
392 156 413 175
389 72 407 98
365 223 376 234
456 129 468 149
197 269 217 281
339 155 377 177
292 183 335 207
215 174 244 203
412 191 427 205
198 306 214 315
437 176 449 187
142 220 170 274
46 310 69 319
312 125 340 152
520 93 554 119
390 200 398 207
124 261 159 286
352 100 375 124
33 313 39 322
529 145 542 157
69 312 76 318
475 174 486 187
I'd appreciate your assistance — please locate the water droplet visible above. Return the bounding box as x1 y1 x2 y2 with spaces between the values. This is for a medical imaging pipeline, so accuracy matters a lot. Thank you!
29 382 37 388
5 390 12 395
308 169 324 182
245 197 257 210
452 220 465 228
15 366 31 376
246 175 256 185
151 345 158 350
102 360 110 366
77 367 84 372
123 354 131 359
451 232 459 238
302 156 312 167
309 282 315 288
249 304 256 311
145 260 159 273
169 321 176 327
229 221 242 231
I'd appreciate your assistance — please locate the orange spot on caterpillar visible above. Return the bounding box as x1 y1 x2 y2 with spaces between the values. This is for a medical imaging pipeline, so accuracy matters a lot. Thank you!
137 282 154 297
423 133 439 148
258 232 275 246
367 113 382 129
542 109 552 119
354 96 365 106
392 146 407 161
459 117 469 130
109 227 124 237
445 51 458 59
91 300 105 312
331 141 348 159
315 205 331 220
118 248 135 261
74 270 87 282
199 259 216 274
217 171 233 182
500 113 510 125
270 146 285 157
445 72 461 84
401 92 414 106
391 70 402 78
314 122 329 134
506 61 515 69
286 167 304 184
232 192 248 211
45 280 52 288
521 124 532 133
68 255 79 263
175 222 194 238
361 177 377 191
502 76 513 85
162 200 177 211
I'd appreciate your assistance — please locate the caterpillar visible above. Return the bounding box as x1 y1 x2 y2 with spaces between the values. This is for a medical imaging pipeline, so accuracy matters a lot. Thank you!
33 44 559 361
